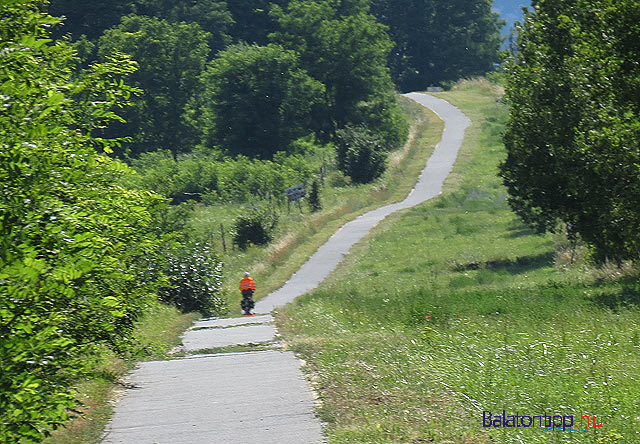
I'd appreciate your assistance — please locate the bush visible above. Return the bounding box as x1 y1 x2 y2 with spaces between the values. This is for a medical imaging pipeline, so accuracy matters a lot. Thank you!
0 4 166 441
158 243 226 316
126 151 314 204
352 93 410 150
336 125 388 184
232 207 279 250
308 178 322 212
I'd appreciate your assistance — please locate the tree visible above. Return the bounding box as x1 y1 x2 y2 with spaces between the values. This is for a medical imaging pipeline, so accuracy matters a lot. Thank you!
187 43 324 159
271 0 402 142
98 15 211 158
336 125 388 184
133 0 232 53
49 0 232 53
370 0 504 91
48 0 136 41
0 2 166 441
501 0 640 263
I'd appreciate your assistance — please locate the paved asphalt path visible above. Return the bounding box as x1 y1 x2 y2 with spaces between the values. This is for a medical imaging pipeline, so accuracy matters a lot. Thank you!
100 93 469 444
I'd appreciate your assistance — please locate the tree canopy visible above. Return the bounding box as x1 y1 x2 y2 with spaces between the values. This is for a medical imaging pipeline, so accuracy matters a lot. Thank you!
370 0 504 91
272 0 396 139
501 0 640 263
98 15 211 158
188 43 324 159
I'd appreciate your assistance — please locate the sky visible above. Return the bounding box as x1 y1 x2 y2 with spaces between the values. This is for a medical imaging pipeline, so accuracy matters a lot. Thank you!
492 0 531 35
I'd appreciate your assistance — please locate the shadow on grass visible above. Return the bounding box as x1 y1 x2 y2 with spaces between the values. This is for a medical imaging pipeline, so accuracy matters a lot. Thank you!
504 218 541 239
591 279 640 309
450 251 555 275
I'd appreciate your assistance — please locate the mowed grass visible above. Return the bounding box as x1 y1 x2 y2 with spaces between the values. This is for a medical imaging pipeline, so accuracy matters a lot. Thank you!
277 80 640 444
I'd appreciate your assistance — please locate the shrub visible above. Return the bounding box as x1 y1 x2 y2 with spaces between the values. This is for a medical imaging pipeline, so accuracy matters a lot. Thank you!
336 125 388 184
308 178 322 212
158 243 226 316
232 207 279 250
126 151 314 204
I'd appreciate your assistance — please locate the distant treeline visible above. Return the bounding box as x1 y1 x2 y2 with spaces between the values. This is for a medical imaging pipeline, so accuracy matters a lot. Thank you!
46 0 503 160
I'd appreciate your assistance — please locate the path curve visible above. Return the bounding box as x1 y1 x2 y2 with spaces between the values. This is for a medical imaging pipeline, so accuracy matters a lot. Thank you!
100 93 469 444
256 93 470 313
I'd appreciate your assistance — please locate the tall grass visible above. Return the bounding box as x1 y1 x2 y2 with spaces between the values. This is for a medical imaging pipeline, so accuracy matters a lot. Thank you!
278 80 640 444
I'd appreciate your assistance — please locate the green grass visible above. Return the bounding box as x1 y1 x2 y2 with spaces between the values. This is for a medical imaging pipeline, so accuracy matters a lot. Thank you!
277 79 640 444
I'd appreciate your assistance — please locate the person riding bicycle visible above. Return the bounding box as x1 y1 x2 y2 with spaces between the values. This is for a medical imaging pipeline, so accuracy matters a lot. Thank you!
239 272 256 315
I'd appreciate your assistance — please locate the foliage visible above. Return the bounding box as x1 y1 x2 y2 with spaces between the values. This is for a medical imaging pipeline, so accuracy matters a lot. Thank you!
501 0 640 263
187 43 324 159
124 150 315 204
370 0 504 91
232 207 279 250
98 15 211 158
158 244 226 316
49 0 231 53
308 178 322 212
271 0 403 143
48 0 136 41
336 126 388 184
132 0 232 53
0 2 166 441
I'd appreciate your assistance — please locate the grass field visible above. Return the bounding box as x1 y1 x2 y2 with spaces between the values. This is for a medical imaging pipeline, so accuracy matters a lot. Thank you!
277 80 640 444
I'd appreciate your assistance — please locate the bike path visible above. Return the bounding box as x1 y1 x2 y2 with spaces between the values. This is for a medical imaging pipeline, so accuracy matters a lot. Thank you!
100 93 469 444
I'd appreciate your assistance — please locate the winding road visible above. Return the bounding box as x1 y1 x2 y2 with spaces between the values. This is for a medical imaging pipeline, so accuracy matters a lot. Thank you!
100 93 470 444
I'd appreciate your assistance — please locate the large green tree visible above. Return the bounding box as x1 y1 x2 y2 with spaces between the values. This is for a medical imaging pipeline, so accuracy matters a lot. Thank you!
271 0 405 145
501 0 640 263
187 43 324 159
0 2 166 441
370 0 503 91
98 15 211 158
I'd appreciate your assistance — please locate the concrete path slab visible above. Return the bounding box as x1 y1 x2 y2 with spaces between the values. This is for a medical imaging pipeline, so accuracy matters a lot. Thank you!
101 94 469 444
194 315 273 329
102 351 322 444
182 323 276 351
